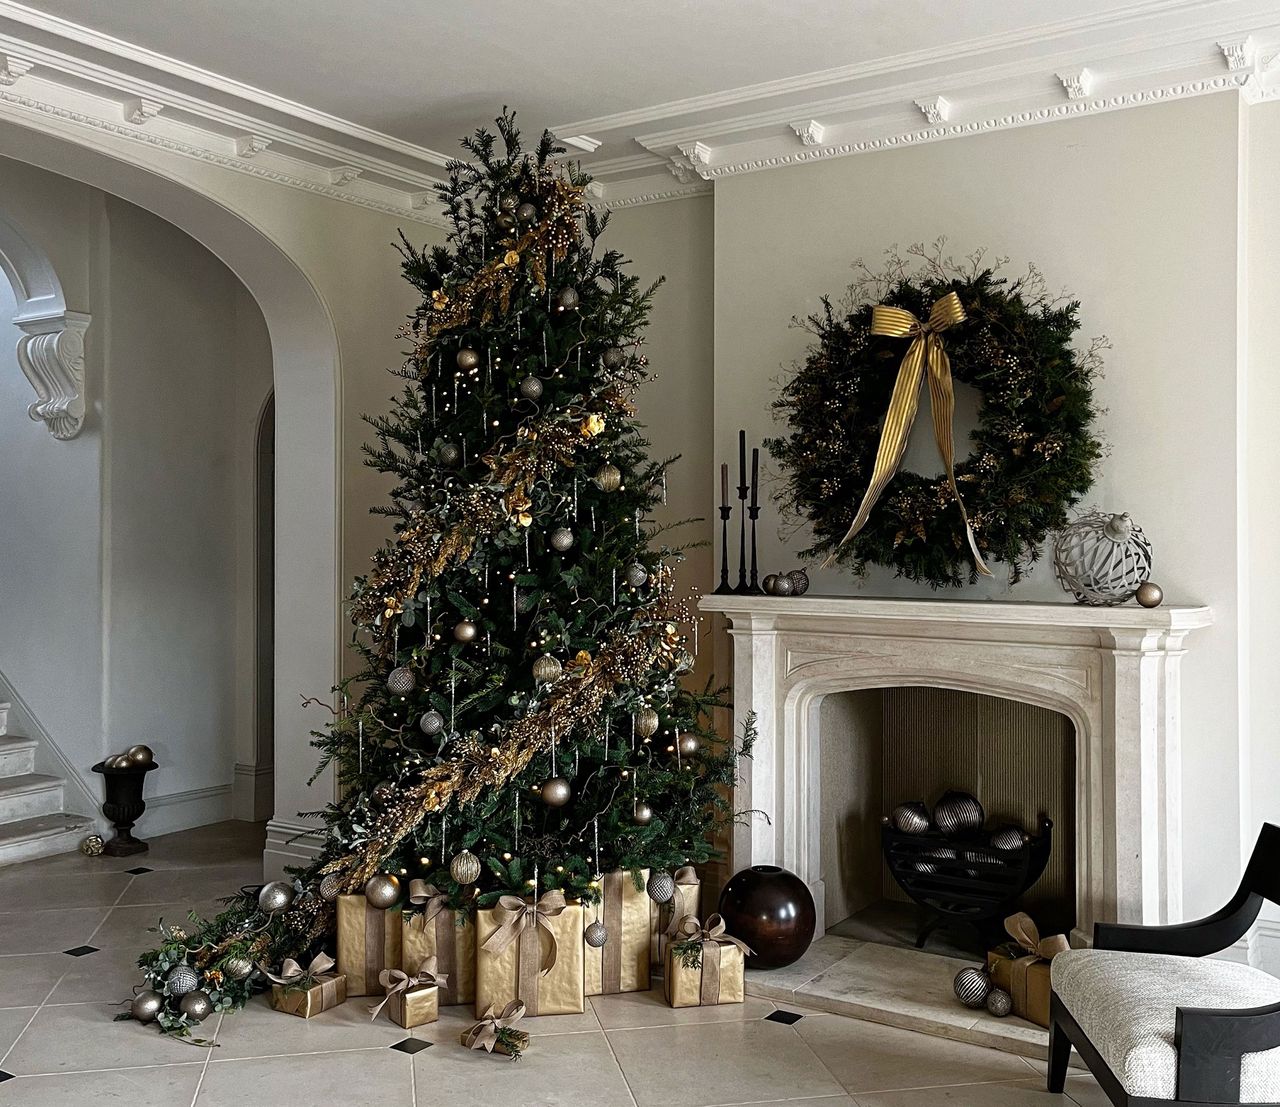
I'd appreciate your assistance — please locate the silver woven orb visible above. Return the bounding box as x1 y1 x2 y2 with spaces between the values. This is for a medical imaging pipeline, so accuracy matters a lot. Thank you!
933 791 985 838
439 442 461 467
953 967 992 1009
1053 511 1154 606
532 654 563 683
787 569 811 596
131 989 165 1023
677 733 700 757
224 956 254 981
387 666 416 696
319 873 344 901
125 743 155 767
771 573 795 596
632 802 654 827
420 709 445 736
364 872 402 909
624 563 648 588
585 920 609 948
555 287 580 312
646 870 674 903
891 801 932 835
516 202 538 223
519 375 543 400
450 849 482 885
80 833 105 856
602 347 625 369
258 880 296 915
540 776 572 807
990 825 1026 851
454 619 478 643
166 963 199 997
549 527 575 552
593 463 622 493
986 987 1013 1017
179 990 213 1022
634 707 660 739
456 348 480 371
1136 580 1164 608
915 845 957 874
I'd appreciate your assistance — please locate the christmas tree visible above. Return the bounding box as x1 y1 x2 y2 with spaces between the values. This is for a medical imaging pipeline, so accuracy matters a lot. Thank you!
126 110 751 1035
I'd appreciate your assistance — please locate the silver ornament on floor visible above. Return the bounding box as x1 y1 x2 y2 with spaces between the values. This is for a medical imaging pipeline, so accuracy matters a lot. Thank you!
1053 511 1154 606
126 744 155 767
933 791 985 838
634 707 660 739
953 967 992 1009
80 833 105 856
585 920 609 948
1136 580 1164 608
387 666 416 696
166 963 199 997
602 347 625 369
179 990 214 1022
891 801 931 835
555 287 580 312
319 873 344 901
454 619 478 643
624 563 648 588
593 463 622 493
420 709 445 737
676 733 700 757
519 375 543 400
990 825 1026 851
450 849 482 885
549 527 575 552
131 989 165 1023
646 870 675 903
632 802 653 827
456 348 480 371
532 654 563 683
439 442 461 467
258 880 296 915
365 872 402 909
224 956 254 981
787 569 811 596
540 776 572 807
986 987 1013 1017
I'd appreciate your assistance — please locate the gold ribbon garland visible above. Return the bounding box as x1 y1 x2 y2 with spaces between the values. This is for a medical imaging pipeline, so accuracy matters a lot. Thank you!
480 890 569 976
823 291 991 576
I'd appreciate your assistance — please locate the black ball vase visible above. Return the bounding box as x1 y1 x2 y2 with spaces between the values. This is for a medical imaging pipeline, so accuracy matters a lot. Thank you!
717 864 816 969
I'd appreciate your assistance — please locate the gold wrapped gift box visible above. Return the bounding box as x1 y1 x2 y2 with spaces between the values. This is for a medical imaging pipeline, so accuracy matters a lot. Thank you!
269 974 347 1019
383 982 439 1029
651 866 701 968
475 892 584 1016
663 941 745 1008
987 944 1052 1028
403 908 476 1007
336 894 403 996
586 870 651 996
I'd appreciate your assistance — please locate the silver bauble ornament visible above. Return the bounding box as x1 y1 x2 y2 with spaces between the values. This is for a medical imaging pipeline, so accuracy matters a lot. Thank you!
601 347 625 369
990 825 1026 851
634 707 660 739
632 802 654 827
933 791 985 838
131 989 165 1023
646 870 674 902
891 801 932 835
450 849 482 885
593 463 622 493
584 920 609 948
387 666 416 696
549 527 575 552
439 443 461 468
519 375 543 400
787 569 810 596
516 202 538 223
624 562 648 588
364 872 402 909
532 654 563 683
771 573 795 596
1136 580 1163 608
554 287 580 312
454 619 478 643
456 348 480 371
224 956 254 981
420 709 445 736
496 212 516 231
319 873 344 901
126 744 155 767
953 967 992 1009
166 963 199 997
80 833 105 856
986 987 1013 1017
179 990 213 1022
762 574 779 595
258 880 296 915
540 776 572 807
1053 511 1154 606
677 733 700 757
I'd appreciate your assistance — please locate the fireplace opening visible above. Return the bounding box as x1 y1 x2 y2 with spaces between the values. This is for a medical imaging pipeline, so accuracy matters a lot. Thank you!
818 686 1076 957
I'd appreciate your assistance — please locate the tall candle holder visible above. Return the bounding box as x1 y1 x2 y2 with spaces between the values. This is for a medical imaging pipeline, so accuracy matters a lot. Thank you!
735 431 750 593
746 447 763 594
715 462 734 594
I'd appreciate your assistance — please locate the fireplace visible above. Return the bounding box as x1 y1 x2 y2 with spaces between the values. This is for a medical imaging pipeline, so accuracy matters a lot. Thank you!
698 595 1211 947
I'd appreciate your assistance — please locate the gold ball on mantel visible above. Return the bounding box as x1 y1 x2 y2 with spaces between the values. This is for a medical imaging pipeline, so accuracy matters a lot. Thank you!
1135 580 1164 608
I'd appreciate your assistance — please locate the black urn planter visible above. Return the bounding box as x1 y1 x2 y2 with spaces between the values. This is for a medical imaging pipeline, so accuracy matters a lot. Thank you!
91 759 159 856
717 864 817 969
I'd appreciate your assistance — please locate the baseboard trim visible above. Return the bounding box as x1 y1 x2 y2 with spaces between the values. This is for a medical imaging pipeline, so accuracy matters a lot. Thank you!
143 783 233 836
263 817 325 880
232 762 274 822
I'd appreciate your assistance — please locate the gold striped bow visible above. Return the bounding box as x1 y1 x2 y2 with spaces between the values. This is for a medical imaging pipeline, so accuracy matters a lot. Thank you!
823 291 991 576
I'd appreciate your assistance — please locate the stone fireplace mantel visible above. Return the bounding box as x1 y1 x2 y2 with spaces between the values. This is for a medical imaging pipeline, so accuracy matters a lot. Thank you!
699 594 1213 944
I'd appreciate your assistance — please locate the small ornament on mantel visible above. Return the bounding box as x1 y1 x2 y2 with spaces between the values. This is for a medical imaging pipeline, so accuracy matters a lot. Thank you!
1053 511 1154 606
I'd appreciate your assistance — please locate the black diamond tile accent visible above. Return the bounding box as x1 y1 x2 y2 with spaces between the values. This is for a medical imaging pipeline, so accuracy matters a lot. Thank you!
63 945 100 958
125 867 154 875
390 1038 432 1055
0 1071 14 1083
766 1009 804 1025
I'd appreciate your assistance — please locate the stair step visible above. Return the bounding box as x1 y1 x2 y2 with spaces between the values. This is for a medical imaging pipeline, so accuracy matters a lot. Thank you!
0 772 65 820
0 735 38 778
0 812 95 866
0 702 9 735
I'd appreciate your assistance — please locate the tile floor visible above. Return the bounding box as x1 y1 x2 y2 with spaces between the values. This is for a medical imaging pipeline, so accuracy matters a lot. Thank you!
0 822 1107 1106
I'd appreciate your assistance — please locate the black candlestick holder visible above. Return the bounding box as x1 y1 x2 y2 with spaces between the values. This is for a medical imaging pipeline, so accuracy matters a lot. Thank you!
91 759 159 856
734 483 751 593
714 504 734 594
747 504 762 593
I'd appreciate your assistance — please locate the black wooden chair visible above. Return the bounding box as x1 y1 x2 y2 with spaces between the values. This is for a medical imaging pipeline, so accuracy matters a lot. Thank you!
1048 823 1280 1105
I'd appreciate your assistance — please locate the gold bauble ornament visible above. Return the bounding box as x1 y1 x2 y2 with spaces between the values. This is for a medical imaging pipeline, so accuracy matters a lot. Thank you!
677 733 700 757
532 654 563 684
634 707 660 739
125 744 155 767
1135 580 1164 608
592 463 622 493
450 849 482 885
79 833 105 857
223 956 254 981
364 872 402 909
632 802 654 827
454 619 478 643
456 348 480 371
130 989 165 1023
541 776 572 807
257 881 295 915
179 990 213 1022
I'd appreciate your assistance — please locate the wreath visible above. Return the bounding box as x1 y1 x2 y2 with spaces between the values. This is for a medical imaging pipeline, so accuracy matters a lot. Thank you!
766 245 1104 588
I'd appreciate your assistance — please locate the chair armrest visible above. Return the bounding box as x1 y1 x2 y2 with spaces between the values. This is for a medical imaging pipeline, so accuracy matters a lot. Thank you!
1176 1000 1280 1104
1093 891 1263 957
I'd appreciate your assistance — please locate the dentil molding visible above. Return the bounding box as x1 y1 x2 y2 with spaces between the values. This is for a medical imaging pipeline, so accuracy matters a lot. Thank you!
15 311 90 440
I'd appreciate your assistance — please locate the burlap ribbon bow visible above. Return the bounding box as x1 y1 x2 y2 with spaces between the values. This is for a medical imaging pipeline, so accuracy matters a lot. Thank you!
672 914 754 1006
262 951 336 989
462 1000 526 1053
407 879 450 922
1004 912 1069 961
663 867 701 939
480 890 568 975
823 290 991 577
367 957 448 1021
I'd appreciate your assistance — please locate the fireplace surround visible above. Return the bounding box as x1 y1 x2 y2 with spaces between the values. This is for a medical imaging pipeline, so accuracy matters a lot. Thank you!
699 595 1212 946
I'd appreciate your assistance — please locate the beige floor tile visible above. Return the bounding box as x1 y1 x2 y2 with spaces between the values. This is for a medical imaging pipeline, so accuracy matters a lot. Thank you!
592 986 775 1029
114 865 263 906
0 954 67 1007
745 935 865 999
199 1048 412 1106
46 946 149 1005
0 1006 37 1059
851 1078 1075 1105
88 902 223 950
0 908 108 956
1 1003 218 1074
0 1062 203 1107
609 1020 846 1106
0 871 132 911
1063 1074 1109 1107
795 1015 1033 1095
718 1099 857 1107
211 993 412 1058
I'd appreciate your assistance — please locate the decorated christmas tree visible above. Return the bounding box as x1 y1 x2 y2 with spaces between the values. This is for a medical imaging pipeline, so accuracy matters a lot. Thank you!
126 110 751 1036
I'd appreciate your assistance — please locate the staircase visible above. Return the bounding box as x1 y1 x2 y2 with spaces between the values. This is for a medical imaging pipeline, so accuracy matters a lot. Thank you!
0 701 94 865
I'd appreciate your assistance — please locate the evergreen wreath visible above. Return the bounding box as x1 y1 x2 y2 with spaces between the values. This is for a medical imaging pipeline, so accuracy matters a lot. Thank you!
766 243 1105 588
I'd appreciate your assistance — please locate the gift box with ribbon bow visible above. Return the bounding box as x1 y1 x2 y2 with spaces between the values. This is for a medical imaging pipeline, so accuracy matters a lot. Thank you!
461 1000 529 1059
663 914 753 1008
336 894 402 997
265 952 347 1019
650 865 701 969
475 890 584 1016
367 958 445 1029
986 911 1070 1028
402 879 475 1007
585 869 652 996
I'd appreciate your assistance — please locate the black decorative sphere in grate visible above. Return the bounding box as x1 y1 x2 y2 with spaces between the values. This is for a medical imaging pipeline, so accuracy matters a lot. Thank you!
932 791 985 838
990 824 1026 851
891 801 931 835
914 845 957 874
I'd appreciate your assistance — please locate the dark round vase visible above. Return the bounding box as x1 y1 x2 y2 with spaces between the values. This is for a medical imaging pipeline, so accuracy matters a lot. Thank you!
717 864 816 969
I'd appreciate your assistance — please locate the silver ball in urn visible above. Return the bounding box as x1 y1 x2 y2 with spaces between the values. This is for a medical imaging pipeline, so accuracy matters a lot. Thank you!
179 990 214 1022
439 442 461 468
601 347 625 369
624 562 648 588
986 987 1013 1017
166 963 199 997
319 873 344 901
549 527 575 552
131 989 165 1023
80 833 105 856
450 849 482 885
593 463 622 493
541 776 572 807
1136 580 1164 608
787 569 811 596
420 709 445 737
364 872 402 909
584 919 609 948
387 666 416 696
990 825 1027 851
258 880 296 916
953 966 992 1009
456 348 480 371
891 801 932 835
632 802 654 827
646 870 675 903
634 707 660 739
519 375 543 400
676 733 700 757
454 619 478 643
933 791 985 838
554 287 580 312
532 653 563 684
224 956 254 981
516 202 538 223
125 743 155 767
1053 511 1154 606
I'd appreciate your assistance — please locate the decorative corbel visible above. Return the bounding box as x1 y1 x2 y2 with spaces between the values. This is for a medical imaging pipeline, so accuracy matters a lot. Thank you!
790 119 826 146
0 54 34 86
16 312 91 440
123 97 164 125
1057 68 1094 100
234 134 271 159
326 165 362 186
914 96 951 125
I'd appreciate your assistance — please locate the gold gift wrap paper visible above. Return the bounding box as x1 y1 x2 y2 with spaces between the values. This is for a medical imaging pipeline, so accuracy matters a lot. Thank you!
585 870 651 996
387 983 439 1029
475 899 585 1016
403 909 476 1006
269 974 347 1018
652 866 701 967
336 894 403 996
663 943 745 1008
